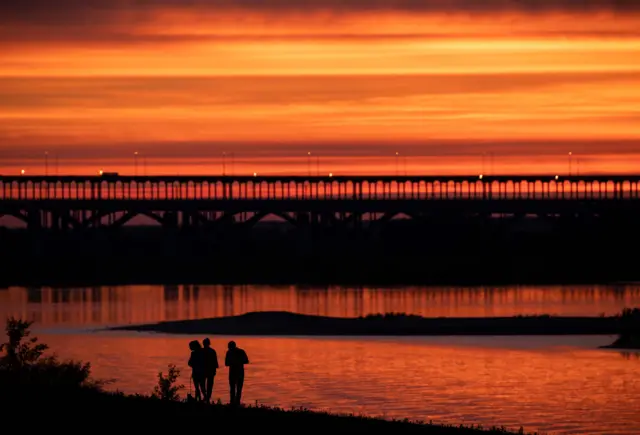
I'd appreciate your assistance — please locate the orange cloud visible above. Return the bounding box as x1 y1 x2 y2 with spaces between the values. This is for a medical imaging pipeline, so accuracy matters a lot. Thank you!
0 5 639 159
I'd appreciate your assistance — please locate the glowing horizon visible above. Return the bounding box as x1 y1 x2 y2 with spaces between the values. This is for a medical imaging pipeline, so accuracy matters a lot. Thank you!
1 2 639 169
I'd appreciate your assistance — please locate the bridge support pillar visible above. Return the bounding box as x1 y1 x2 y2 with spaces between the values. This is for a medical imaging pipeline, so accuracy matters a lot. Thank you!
58 210 74 231
180 211 192 229
352 212 363 231
320 212 336 228
297 212 310 226
52 212 61 230
164 212 178 229
26 211 42 231
310 212 320 226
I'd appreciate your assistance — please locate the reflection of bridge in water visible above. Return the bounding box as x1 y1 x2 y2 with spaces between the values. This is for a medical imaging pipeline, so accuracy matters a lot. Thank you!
1 284 639 326
1 174 640 230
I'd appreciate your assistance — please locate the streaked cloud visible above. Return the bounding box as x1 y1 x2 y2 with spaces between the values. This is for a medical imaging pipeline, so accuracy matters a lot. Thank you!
1 0 639 162
1 72 638 147
2 1 640 46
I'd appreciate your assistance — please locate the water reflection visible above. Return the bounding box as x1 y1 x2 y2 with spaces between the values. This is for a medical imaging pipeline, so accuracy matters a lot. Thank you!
37 333 640 435
619 351 640 361
2 283 639 434
0 284 639 327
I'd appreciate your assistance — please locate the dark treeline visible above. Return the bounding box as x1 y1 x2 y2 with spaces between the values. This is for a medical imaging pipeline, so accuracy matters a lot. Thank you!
1 216 639 287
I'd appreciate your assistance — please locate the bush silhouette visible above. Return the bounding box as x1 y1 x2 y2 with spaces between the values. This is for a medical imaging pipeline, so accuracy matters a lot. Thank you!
0 317 48 369
616 307 640 342
619 308 639 332
152 363 184 401
0 316 98 390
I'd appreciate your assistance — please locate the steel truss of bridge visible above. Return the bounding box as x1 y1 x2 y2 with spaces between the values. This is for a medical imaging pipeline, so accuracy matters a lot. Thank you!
1 174 639 230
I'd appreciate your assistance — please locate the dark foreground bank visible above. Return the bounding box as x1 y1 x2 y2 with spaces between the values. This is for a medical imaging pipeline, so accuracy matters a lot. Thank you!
1 386 533 434
109 311 623 336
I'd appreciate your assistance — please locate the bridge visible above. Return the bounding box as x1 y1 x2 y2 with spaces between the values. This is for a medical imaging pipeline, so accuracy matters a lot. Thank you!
1 174 639 230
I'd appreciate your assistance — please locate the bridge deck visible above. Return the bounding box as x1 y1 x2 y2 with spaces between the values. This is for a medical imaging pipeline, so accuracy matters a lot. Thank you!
2 175 640 229
2 175 640 182
2 174 639 203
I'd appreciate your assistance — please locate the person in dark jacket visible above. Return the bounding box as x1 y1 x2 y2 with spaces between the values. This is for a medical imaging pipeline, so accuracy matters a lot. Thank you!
225 341 249 405
202 338 219 404
188 340 206 401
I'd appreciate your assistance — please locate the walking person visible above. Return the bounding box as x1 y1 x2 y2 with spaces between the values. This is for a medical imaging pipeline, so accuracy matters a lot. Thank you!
188 340 206 402
225 340 249 405
202 338 219 404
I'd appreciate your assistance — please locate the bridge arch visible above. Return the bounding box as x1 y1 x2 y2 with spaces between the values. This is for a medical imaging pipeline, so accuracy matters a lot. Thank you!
242 211 298 228
374 211 414 223
0 211 29 225
83 210 166 228
117 211 166 227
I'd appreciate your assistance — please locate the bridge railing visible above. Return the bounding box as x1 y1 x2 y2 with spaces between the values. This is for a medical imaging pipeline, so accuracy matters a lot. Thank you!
1 176 639 201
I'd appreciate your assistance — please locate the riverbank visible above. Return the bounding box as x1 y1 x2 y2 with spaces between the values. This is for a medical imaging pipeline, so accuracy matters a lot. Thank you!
108 311 622 336
1 385 533 434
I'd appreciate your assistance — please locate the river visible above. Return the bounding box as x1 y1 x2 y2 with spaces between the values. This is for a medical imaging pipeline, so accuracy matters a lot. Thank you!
1 284 639 434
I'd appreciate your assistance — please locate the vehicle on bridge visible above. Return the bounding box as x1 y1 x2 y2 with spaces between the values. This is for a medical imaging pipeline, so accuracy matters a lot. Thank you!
99 171 120 178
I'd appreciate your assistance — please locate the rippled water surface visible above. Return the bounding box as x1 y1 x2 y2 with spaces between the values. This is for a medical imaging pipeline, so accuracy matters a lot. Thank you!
2 283 640 326
1 284 639 434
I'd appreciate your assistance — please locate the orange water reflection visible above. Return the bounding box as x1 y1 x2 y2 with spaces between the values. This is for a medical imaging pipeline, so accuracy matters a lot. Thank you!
2 285 640 433
1 284 639 327
37 332 640 435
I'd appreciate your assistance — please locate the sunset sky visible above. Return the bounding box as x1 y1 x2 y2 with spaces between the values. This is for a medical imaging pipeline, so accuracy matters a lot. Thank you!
1 1 639 174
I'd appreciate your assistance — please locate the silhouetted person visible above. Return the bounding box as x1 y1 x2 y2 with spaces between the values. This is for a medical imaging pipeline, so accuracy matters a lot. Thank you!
225 341 249 405
202 337 219 403
188 340 206 401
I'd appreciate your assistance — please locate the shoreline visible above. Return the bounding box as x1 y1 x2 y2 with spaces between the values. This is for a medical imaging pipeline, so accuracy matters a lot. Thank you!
3 386 535 434
108 311 623 337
